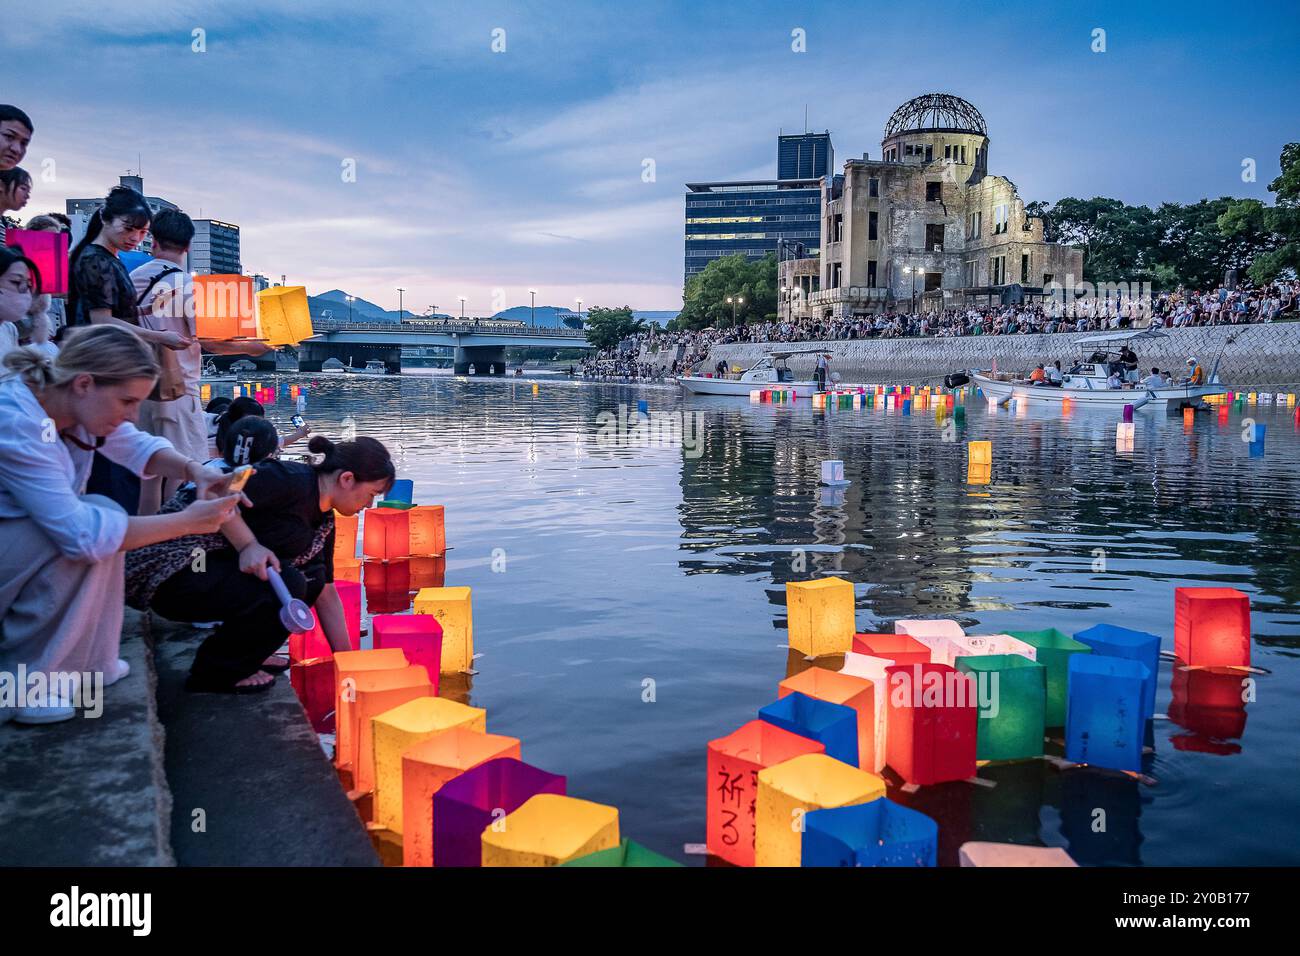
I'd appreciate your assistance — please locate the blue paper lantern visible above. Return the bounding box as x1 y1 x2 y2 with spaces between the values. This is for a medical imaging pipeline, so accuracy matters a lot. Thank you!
1073 622 1160 722
1065 654 1149 772
759 691 858 767
802 799 938 867
388 478 414 504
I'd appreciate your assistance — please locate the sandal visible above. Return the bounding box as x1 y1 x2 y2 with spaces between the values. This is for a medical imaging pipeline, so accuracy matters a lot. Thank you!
185 670 277 695
261 654 291 674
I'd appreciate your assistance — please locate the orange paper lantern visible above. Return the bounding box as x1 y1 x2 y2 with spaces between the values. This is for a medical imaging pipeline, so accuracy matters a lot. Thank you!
334 511 359 561
363 507 410 561
350 667 436 794
332 648 410 770
193 274 257 339
778 668 879 772
408 505 446 556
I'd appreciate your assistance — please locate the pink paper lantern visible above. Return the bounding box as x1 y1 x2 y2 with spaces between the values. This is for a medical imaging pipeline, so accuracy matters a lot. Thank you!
335 580 362 644
5 228 69 294
372 614 444 688
289 658 336 732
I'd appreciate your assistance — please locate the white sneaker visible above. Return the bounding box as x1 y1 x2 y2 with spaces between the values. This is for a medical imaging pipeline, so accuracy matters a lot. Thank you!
13 697 77 724
104 659 130 687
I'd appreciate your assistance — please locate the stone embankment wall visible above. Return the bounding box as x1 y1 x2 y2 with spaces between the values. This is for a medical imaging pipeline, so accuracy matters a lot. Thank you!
663 324 1300 387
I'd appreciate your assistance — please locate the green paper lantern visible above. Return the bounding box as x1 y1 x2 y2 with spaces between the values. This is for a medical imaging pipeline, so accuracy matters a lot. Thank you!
1005 628 1091 726
561 838 683 867
955 654 1046 761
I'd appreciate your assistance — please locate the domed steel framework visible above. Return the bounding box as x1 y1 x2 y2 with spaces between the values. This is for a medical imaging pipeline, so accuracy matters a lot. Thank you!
883 93 987 138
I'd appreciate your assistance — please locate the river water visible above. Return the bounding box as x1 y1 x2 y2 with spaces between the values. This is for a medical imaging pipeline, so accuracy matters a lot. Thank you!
255 371 1300 866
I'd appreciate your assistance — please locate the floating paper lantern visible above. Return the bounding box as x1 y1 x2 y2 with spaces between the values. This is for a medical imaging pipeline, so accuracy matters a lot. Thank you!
256 285 314 346
371 696 487 834
5 228 70 294
331 648 410 770
1183 407 1195 429
856 633 929 667
1064 655 1148 772
288 611 332 663
969 440 991 468
838 653 893 773
402 728 521 866
434 757 568 868
759 691 858 766
408 505 446 556
1249 423 1266 457
193 274 257 339
481 793 620 867
819 460 847 485
1005 628 1091 725
1073 623 1160 722
363 507 410 561
959 842 1076 867
413 586 474 673
290 657 336 733
943 633 1037 666
802 798 938 867
956 655 1046 761
1173 587 1250 668
373 613 443 685
334 511 359 560
779 668 878 772
785 577 855 658
388 479 414 504
560 838 682 867
706 719 824 867
350 667 436 794
1116 421 1134 452
755 753 884 867
884 662 978 785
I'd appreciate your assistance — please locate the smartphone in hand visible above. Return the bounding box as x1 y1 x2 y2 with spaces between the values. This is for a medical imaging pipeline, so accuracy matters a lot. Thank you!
291 414 306 429
227 464 255 492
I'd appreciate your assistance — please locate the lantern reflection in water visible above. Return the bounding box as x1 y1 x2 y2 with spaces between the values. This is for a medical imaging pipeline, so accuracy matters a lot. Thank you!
1169 665 1248 754
364 560 412 614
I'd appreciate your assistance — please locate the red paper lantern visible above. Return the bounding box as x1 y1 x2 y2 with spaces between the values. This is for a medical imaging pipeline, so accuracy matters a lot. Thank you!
363 507 410 561
884 662 978 785
1174 587 1251 667
5 228 69 294
290 658 337 732
855 633 930 668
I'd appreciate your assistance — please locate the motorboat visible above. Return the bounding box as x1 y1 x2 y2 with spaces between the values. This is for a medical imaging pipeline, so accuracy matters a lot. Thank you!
675 348 831 396
970 330 1229 411
200 359 236 382
345 359 389 376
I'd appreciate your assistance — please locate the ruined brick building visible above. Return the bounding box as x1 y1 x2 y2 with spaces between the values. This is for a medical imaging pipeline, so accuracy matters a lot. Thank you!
778 93 1084 319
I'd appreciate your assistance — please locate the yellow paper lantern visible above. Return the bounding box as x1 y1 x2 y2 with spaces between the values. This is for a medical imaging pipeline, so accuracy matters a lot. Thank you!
413 586 473 673
481 794 620 867
332 648 410 771
785 577 855 658
256 285 314 346
755 753 884 867
371 696 486 834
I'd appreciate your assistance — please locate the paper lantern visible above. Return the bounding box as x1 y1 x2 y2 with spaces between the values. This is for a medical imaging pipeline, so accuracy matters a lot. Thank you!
288 611 332 663
1064 655 1148 772
256 285 313 346
5 228 70 295
837 653 892 773
785 577 855 658
802 799 938 867
433 758 567 868
371 696 486 834
959 842 1076 867
413 586 474 673
402 728 521 866
956 654 1046 761
481 794 619 867
334 579 362 645
363 507 410 561
331 648 410 770
388 479 414 504
855 633 929 668
759 691 858 766
350 667 435 794
944 633 1038 667
334 511 358 560
1073 623 1160 722
755 753 884 867
289 657 336 733
884 662 978 785
408 505 446 556
1173 587 1250 667
193 274 257 339
364 560 412 614
1005 628 1091 725
779 668 878 772
561 838 682 867
372 613 443 685
706 719 824 867
895 618 964 641
1116 421 1134 452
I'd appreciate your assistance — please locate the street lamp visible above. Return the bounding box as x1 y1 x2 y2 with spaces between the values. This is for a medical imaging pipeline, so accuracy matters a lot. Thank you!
397 287 405 323
780 285 789 319
575 297 583 323
346 295 354 323
725 295 744 325
458 295 466 321
528 288 537 332
903 267 917 313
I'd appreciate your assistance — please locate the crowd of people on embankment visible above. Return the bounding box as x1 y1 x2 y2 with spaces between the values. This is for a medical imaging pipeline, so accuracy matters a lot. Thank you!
1 103 399 724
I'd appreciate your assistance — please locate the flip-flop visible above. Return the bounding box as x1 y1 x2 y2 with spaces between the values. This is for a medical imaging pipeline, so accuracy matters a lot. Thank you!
185 672 277 695
260 655 291 674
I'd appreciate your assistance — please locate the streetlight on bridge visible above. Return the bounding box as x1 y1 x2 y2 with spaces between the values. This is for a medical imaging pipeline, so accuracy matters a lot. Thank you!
458 296 466 321
346 295 355 323
575 297 583 323
397 287 405 323
528 288 538 331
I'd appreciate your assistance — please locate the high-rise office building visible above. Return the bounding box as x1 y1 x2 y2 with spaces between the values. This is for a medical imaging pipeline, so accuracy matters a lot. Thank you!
777 132 833 180
190 220 242 275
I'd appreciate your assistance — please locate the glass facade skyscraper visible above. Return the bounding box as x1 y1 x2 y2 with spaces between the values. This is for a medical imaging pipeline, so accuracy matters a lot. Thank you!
777 132 833 180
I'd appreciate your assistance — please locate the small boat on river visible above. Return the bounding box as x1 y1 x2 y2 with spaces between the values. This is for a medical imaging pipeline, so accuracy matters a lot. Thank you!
675 348 831 396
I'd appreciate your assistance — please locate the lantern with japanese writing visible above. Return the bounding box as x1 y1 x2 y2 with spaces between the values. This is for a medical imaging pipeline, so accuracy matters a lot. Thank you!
785 577 855 658
884 662 978 785
331 648 410 771
944 633 1037 667
334 511 359 561
402 728 521 867
1005 628 1091 725
433 757 567 868
193 274 257 339
363 507 410 561
408 505 446 556
413 586 473 673
5 228 69 294
802 798 938 867
347 667 434 794
755 753 884 867
779 668 878 772
706 719 824 867
1064 655 1148 773
1073 622 1160 722
290 657 336 733
561 839 683 867
481 794 620 867
956 654 1046 761
759 691 858 766
372 613 443 686
1173 587 1251 668
371 696 486 833
255 285 314 346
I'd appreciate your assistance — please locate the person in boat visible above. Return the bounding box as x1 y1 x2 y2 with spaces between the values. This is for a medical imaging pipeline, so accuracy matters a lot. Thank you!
1107 368 1124 389
1047 360 1064 385
1120 345 1140 383
815 352 829 391
1029 363 1046 384
1183 357 1205 386
1142 367 1164 389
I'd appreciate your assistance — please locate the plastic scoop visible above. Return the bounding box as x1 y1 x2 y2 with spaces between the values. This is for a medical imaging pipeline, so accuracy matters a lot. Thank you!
266 566 315 633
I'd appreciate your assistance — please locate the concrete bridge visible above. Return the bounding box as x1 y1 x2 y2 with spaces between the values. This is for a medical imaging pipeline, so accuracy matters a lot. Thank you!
298 318 594 374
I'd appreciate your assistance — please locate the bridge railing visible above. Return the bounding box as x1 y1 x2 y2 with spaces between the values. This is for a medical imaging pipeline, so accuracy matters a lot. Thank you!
311 317 589 338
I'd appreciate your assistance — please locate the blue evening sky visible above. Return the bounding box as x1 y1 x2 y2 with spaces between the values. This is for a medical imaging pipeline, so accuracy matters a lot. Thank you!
4 0 1296 311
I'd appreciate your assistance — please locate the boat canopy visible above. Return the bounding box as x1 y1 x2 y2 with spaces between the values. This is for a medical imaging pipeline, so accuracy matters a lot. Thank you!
766 347 832 360
1073 329 1167 349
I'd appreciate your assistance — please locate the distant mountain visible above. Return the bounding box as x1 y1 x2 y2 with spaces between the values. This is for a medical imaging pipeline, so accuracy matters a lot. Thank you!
492 305 583 329
310 290 451 323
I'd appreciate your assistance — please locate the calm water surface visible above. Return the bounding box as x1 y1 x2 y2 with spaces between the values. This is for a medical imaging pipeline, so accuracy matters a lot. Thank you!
255 371 1300 866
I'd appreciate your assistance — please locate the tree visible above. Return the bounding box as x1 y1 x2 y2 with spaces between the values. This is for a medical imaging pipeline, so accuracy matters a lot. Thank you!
1219 143 1300 285
677 253 777 330
583 306 642 350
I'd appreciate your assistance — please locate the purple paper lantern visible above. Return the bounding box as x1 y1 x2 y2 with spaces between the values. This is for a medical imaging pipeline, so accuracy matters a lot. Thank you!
432 757 567 867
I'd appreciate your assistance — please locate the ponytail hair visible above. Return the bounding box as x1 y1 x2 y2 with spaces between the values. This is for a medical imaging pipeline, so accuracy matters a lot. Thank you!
2 324 157 391
308 435 395 490
69 185 152 269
